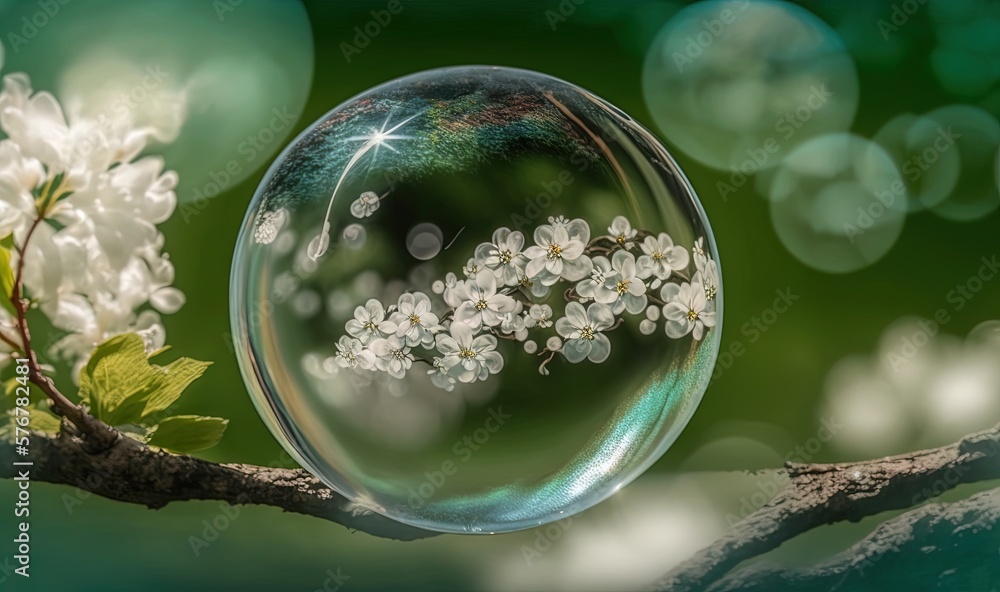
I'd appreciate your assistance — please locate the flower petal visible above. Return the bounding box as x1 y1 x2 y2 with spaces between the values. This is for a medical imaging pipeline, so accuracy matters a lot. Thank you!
561 338 591 363
588 334 611 363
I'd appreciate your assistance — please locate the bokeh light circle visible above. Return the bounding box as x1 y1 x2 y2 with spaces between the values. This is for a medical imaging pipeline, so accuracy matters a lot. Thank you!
769 133 906 273
642 0 859 172
231 66 722 534
406 223 444 260
0 0 314 199
922 105 1000 222
872 113 962 212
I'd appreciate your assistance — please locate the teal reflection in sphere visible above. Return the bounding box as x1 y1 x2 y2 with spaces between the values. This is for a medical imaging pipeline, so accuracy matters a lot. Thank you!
230 67 722 534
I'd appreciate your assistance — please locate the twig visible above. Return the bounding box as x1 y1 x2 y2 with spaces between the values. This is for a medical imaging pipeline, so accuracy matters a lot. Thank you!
9 195 118 451
650 423 1000 591
706 487 1000 591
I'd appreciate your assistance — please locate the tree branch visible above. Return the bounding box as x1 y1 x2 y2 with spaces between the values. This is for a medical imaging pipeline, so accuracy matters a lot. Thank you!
651 423 1000 591
1 418 997 569
0 429 435 541
708 487 1000 591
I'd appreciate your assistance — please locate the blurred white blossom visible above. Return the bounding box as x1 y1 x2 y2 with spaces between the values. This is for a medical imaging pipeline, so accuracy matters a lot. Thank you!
822 318 1000 457
0 45 188 374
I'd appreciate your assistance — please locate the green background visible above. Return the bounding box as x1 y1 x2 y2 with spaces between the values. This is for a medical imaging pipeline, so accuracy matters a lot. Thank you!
1 0 998 590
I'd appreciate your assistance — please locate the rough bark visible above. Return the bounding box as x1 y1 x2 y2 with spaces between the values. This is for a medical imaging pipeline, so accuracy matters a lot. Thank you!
0 430 435 541
2 423 999 586
707 487 1000 591
651 423 1000 591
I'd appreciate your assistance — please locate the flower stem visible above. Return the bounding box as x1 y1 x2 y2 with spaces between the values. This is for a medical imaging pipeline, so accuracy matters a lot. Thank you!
10 204 117 449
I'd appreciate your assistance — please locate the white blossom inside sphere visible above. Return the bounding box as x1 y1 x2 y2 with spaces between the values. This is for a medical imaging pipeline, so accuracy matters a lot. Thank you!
230 66 722 535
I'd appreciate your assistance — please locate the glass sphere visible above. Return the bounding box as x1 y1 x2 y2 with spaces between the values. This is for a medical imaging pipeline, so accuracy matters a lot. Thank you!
230 66 722 534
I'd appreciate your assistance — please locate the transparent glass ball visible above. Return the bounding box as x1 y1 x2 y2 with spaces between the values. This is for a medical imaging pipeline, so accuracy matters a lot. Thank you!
230 66 722 534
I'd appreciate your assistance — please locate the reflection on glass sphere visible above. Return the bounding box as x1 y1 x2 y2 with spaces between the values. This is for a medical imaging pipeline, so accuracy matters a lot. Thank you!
769 133 906 273
642 0 858 173
231 66 722 534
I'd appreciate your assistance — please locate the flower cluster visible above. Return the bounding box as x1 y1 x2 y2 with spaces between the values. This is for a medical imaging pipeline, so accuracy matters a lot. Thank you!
0 44 187 374
326 211 719 391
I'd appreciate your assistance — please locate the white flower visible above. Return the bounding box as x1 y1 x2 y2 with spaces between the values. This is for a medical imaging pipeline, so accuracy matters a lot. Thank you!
0 56 187 372
389 291 440 347
523 222 592 285
349 191 380 218
453 270 517 331
555 301 615 364
575 255 618 304
0 140 44 238
692 237 707 269
692 238 719 309
345 299 396 344
434 321 504 383
608 215 637 248
369 334 413 378
524 304 553 329
606 250 649 315
497 303 528 341
441 272 463 307
475 227 526 286
462 257 479 278
662 281 717 340
637 232 690 280
693 258 719 311
334 336 376 370
514 273 551 299
427 357 456 391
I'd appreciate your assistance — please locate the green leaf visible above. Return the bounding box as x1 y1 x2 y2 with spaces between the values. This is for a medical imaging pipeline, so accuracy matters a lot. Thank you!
78 334 212 426
0 235 18 318
146 415 228 453
140 357 212 419
26 404 61 434
0 403 60 440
